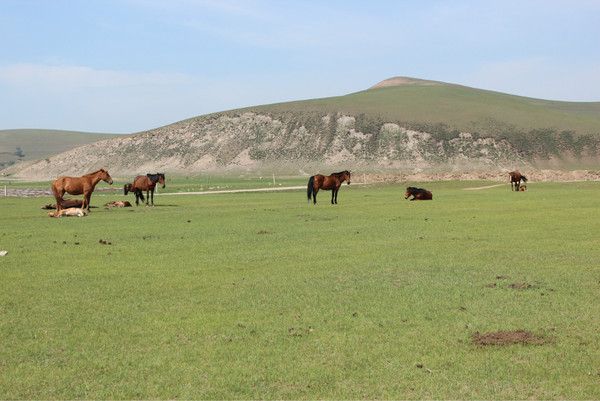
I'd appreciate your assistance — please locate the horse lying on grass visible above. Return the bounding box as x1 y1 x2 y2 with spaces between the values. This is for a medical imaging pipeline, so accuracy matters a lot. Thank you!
42 199 86 210
48 208 88 218
405 187 433 200
104 200 132 208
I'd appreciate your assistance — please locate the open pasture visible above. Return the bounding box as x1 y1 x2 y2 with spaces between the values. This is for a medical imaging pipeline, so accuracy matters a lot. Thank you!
1 181 599 399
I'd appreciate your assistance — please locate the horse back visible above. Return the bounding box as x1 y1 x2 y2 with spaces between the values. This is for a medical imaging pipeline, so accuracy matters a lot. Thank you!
419 190 433 200
52 176 85 195
320 175 340 190
132 175 153 190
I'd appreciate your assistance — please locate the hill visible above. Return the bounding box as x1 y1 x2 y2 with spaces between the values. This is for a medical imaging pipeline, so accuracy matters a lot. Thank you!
250 76 600 135
0 129 121 170
3 77 600 179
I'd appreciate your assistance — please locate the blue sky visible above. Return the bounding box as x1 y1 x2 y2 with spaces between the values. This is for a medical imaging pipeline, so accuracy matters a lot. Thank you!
1 0 599 133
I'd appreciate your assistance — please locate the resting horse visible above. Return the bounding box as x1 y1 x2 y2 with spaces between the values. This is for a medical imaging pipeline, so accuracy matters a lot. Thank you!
509 171 528 191
124 173 166 206
41 199 85 210
307 170 351 205
405 187 433 200
51 168 113 211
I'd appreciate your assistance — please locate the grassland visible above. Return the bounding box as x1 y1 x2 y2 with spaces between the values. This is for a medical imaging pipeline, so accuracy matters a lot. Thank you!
250 80 600 136
0 129 121 166
1 181 599 399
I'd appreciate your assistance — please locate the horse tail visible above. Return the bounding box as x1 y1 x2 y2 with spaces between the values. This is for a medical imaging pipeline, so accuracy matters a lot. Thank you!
521 175 528 182
307 176 314 202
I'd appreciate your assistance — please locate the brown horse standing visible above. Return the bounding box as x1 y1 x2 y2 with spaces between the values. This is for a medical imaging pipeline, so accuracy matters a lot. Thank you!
124 173 165 206
509 171 528 191
51 169 113 211
307 170 351 205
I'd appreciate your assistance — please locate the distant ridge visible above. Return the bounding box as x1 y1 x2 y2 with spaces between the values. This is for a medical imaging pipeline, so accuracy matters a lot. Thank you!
0 129 122 170
369 76 443 89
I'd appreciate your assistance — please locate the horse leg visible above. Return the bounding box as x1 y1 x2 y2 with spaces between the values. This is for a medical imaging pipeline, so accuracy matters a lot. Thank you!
54 190 65 211
335 187 339 204
151 189 154 206
331 190 335 204
83 192 92 211
146 190 150 206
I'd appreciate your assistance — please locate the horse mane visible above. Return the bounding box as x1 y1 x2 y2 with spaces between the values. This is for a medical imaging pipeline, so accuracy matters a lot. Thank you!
146 173 165 183
332 170 350 176
84 169 106 176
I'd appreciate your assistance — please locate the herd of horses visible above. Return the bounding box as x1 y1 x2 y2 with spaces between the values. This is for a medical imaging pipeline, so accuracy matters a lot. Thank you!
49 168 529 214
50 170 166 213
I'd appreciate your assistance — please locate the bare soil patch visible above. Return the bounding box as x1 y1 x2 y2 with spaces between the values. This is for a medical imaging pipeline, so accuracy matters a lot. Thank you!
472 330 546 346
509 282 533 290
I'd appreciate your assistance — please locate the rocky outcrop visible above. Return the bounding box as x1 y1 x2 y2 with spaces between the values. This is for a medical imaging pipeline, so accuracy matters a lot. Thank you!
1 112 529 179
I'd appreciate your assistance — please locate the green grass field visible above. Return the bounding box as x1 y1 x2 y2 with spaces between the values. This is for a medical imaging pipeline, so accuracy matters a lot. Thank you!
1 181 599 399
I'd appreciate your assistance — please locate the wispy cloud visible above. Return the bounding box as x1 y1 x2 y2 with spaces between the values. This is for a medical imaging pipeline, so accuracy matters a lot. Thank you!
0 63 194 90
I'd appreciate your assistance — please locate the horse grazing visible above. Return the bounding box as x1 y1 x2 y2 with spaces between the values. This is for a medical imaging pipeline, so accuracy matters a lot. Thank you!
307 170 351 205
124 173 166 206
509 171 528 191
405 187 433 200
51 169 113 211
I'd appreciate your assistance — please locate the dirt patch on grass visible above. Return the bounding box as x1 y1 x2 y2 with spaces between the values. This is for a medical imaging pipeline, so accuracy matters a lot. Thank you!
509 282 533 290
472 330 546 346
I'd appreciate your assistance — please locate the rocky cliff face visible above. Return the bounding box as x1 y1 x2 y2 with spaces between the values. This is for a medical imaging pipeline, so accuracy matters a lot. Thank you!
3 111 529 179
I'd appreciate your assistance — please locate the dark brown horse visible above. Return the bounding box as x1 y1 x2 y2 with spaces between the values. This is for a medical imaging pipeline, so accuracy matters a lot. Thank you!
124 173 165 206
51 169 113 211
307 170 351 205
405 187 433 200
509 171 528 191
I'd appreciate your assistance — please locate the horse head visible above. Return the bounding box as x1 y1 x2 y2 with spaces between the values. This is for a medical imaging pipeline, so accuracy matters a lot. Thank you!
405 187 416 199
147 173 166 188
100 169 113 185
124 183 132 195
343 170 351 185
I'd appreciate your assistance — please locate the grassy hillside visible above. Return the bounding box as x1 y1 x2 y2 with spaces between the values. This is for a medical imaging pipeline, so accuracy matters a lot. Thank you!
250 78 600 136
1 181 599 398
0 129 121 168
4 77 600 179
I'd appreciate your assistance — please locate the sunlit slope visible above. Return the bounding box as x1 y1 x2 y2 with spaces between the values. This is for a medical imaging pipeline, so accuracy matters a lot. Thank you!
250 79 600 136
